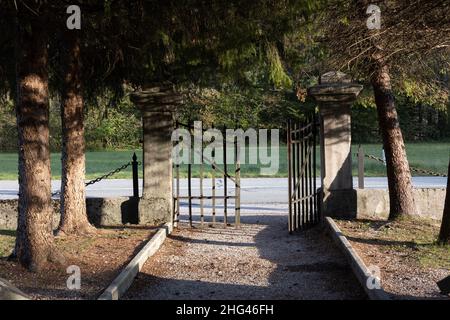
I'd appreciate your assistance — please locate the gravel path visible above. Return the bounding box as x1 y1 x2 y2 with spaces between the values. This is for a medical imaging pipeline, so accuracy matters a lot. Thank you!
124 213 366 300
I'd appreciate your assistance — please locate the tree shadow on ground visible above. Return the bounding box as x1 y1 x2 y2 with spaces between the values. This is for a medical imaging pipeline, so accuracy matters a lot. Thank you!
0 230 15 237
0 226 160 300
344 235 431 249
127 212 450 300
125 213 367 300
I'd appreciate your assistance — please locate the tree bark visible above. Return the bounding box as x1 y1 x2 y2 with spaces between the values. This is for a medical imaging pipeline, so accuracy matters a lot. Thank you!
14 17 60 271
58 30 94 235
371 60 417 219
438 159 450 244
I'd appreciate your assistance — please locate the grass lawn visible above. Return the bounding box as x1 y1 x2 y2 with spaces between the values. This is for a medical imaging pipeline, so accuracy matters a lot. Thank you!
358 143 449 178
0 142 448 180
0 151 142 180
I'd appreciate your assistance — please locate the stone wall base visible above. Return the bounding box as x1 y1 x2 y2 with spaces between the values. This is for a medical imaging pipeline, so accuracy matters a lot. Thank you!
138 197 172 225
321 189 357 219
0 197 141 230
355 188 445 221
0 196 173 230
0 187 445 229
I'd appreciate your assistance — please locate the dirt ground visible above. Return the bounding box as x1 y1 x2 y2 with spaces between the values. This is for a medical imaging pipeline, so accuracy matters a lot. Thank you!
0 226 157 300
124 214 366 300
335 217 450 300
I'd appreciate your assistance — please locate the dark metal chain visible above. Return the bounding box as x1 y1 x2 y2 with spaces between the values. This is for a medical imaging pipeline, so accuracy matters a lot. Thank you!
51 161 136 197
364 154 447 177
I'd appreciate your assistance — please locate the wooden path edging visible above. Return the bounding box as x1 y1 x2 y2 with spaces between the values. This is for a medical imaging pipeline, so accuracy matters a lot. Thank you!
98 222 173 300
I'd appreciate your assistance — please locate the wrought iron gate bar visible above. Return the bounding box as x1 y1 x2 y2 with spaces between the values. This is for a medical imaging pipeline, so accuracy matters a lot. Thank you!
291 133 314 143
290 122 314 133
211 128 216 224
209 160 240 187
173 121 241 229
188 162 193 227
287 120 293 233
176 196 236 199
287 113 320 233
199 122 205 225
290 145 313 200
291 194 315 203
234 134 241 227
177 124 241 187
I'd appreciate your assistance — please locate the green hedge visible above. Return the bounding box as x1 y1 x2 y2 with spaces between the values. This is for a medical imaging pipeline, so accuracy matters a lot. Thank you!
0 91 448 152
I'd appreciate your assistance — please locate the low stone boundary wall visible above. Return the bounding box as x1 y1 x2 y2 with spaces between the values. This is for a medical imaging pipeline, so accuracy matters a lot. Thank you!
0 187 445 229
0 197 139 230
356 188 445 221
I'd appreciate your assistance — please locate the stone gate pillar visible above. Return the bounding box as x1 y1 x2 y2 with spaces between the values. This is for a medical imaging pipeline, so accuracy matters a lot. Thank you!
131 83 183 225
308 72 363 218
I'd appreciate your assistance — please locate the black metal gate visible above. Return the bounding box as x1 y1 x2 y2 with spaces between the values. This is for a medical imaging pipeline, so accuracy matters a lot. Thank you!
287 114 320 233
172 121 241 228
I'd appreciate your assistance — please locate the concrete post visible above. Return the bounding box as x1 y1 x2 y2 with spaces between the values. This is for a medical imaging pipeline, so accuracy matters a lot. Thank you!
131 83 183 225
308 72 363 218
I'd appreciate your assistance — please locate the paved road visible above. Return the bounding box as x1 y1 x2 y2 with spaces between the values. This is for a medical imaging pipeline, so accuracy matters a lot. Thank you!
0 177 445 215
0 177 445 201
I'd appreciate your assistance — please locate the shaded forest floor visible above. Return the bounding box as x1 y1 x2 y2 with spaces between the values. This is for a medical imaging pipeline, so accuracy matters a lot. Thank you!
0 226 157 300
336 217 450 300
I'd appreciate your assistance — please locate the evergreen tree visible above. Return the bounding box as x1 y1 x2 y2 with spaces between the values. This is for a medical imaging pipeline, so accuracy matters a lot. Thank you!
323 0 450 219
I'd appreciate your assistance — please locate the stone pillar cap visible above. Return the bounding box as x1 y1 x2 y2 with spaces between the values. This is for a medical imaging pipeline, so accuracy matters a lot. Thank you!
308 71 363 104
130 82 183 112
319 71 352 84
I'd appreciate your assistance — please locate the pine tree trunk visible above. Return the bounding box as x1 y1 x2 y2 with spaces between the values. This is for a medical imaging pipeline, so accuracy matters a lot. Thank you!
14 18 59 271
58 30 94 235
371 61 417 219
438 159 450 244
